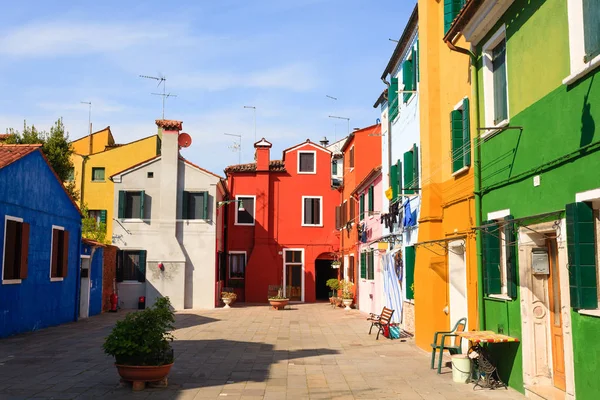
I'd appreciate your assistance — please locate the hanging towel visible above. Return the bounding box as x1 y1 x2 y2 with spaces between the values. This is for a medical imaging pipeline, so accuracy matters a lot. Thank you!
403 199 415 227
382 252 403 324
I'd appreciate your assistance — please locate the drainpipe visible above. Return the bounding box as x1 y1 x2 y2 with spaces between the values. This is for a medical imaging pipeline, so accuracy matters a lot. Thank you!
74 225 83 322
381 77 392 175
445 40 485 330
80 155 88 206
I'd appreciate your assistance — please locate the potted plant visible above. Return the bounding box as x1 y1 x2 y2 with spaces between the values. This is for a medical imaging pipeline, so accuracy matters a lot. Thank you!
326 278 340 304
340 280 355 310
268 288 289 310
221 291 237 308
331 260 341 269
103 297 175 391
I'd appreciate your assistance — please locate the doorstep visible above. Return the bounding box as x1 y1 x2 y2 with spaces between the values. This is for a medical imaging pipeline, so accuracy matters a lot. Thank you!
524 384 566 400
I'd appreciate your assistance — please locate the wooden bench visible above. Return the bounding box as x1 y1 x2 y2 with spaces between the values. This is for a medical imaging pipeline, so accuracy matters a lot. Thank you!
367 307 395 340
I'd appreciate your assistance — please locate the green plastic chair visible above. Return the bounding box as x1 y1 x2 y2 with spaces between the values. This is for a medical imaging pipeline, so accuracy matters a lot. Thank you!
430 317 467 374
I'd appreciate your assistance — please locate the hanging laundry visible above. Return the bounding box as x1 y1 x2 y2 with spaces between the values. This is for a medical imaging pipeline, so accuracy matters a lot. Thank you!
403 199 415 227
361 225 368 243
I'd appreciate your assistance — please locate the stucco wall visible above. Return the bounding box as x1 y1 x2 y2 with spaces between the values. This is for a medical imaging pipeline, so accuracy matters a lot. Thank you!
0 151 82 337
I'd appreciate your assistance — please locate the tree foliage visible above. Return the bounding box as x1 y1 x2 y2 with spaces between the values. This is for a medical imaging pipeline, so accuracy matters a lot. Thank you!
81 204 108 244
5 119 79 201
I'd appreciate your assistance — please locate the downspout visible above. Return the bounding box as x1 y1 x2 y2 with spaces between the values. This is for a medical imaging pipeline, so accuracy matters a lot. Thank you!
80 155 88 206
74 224 83 322
381 77 392 175
445 39 485 330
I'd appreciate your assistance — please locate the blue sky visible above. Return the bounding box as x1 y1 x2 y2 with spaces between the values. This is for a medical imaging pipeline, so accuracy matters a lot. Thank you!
0 0 414 175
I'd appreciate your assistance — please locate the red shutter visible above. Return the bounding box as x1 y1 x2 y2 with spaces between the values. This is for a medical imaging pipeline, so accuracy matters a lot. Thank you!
51 229 60 277
60 230 69 278
19 223 29 279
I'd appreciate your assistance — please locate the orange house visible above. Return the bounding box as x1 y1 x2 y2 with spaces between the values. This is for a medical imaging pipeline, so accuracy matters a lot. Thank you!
224 138 340 303
336 124 381 301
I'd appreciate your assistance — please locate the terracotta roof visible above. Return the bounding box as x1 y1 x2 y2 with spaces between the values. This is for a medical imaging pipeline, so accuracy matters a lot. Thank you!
341 124 381 153
0 134 10 141
180 157 223 179
82 238 106 247
224 160 286 174
156 119 182 130
110 155 161 178
0 144 42 168
351 165 383 196
381 5 418 79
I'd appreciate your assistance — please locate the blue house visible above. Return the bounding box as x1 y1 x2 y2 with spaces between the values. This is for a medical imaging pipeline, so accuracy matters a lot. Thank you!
0 144 82 337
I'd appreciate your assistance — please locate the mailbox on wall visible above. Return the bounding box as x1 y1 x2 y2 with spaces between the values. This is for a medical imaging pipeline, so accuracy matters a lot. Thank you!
532 247 549 274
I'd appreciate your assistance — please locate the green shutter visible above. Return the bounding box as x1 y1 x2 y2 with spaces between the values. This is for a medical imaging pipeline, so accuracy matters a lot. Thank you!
100 210 107 224
332 161 338 175
360 253 367 279
203 191 209 220
583 0 600 61
403 150 414 195
504 216 517 299
451 109 464 172
402 59 413 103
412 144 419 191
405 246 415 300
396 159 402 198
182 191 189 219
368 252 375 280
416 39 420 82
368 186 374 212
566 202 598 309
137 250 146 283
462 98 471 167
139 191 145 219
118 191 125 219
389 78 399 121
359 194 365 221
444 0 465 34
411 48 417 90
483 220 502 295
390 164 398 200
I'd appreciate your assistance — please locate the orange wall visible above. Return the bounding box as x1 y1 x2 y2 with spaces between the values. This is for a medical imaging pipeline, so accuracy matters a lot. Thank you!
415 0 478 350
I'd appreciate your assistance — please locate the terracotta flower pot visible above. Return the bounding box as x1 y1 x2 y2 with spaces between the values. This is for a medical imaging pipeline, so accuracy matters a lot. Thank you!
269 299 289 310
335 297 343 307
116 363 173 391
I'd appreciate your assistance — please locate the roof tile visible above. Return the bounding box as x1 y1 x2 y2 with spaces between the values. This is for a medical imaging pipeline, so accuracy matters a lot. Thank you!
0 144 43 168
155 119 183 131
225 160 286 173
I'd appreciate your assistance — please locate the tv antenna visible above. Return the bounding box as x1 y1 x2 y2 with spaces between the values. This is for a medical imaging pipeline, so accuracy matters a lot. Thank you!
224 133 242 164
139 74 177 119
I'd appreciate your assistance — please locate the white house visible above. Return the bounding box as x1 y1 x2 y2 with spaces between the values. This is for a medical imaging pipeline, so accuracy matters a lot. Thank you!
374 5 420 334
110 119 226 310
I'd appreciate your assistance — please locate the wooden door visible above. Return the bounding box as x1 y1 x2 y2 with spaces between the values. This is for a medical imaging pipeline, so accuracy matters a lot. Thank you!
547 238 566 391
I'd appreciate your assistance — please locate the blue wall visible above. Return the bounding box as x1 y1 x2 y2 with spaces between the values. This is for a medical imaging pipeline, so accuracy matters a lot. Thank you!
0 151 82 337
81 243 103 317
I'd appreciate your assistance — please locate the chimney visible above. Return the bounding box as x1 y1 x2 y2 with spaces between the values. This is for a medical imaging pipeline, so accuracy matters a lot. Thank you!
254 138 272 171
156 119 183 233
320 136 329 147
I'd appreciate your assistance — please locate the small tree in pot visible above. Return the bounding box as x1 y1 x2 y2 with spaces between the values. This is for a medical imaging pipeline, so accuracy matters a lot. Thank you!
103 297 175 391
326 278 340 304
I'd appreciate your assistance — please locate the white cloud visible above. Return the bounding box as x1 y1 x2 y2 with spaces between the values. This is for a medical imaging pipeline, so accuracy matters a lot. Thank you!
0 21 176 57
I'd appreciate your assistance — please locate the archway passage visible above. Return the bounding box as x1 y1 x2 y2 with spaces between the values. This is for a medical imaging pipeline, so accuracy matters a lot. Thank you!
315 259 338 301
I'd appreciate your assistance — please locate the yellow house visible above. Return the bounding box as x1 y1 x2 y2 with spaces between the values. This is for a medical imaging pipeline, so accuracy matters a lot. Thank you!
414 0 478 351
70 127 160 237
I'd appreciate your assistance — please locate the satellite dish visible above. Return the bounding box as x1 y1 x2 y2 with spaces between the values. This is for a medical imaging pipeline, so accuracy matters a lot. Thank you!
178 133 192 148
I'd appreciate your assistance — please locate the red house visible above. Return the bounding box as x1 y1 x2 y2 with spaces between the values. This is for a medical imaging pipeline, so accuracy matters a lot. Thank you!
223 138 340 303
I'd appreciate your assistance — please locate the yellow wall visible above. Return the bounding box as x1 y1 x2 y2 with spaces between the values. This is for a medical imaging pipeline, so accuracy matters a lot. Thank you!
415 0 478 350
71 135 160 236
71 127 114 156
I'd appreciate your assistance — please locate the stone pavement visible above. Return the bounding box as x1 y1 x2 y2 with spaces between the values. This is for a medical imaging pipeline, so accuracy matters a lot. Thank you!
0 303 525 399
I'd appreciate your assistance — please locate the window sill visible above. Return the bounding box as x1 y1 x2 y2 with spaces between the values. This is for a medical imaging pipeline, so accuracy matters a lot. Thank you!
563 54 600 86
50 277 64 282
91 180 106 183
578 309 600 318
119 281 143 285
302 224 324 227
486 294 513 301
2 279 22 285
234 223 255 226
480 119 509 140
122 218 144 223
297 171 317 175
451 165 470 177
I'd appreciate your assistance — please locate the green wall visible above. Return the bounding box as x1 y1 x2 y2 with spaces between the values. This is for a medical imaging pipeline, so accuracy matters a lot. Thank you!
474 0 600 396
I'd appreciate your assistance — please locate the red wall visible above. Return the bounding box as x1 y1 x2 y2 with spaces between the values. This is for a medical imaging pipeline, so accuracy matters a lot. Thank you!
226 141 340 303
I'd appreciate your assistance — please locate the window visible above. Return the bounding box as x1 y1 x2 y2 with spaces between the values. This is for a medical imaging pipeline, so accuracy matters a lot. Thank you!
368 186 375 213
50 227 69 280
2 217 29 282
450 98 471 173
360 252 375 280
298 151 316 174
116 250 146 282
302 197 322 226
335 205 342 230
147 172 154 178
565 0 600 84
482 214 517 299
67 168 75 182
342 200 348 225
229 252 246 279
183 191 209 220
349 146 355 169
444 0 467 34
405 246 415 299
235 196 255 225
88 210 107 226
389 77 399 121
118 190 145 220
284 249 303 301
91 167 105 182
403 144 419 195
359 193 365 221
348 255 355 283
483 27 509 130
331 160 338 175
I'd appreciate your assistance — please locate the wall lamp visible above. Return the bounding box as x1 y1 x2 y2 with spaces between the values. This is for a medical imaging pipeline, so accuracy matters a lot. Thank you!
217 199 245 211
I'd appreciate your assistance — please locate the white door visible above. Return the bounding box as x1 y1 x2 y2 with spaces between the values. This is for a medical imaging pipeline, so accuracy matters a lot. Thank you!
448 241 468 345
79 257 91 319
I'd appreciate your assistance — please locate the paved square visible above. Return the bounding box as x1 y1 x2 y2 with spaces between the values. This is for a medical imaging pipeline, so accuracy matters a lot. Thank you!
0 303 525 399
